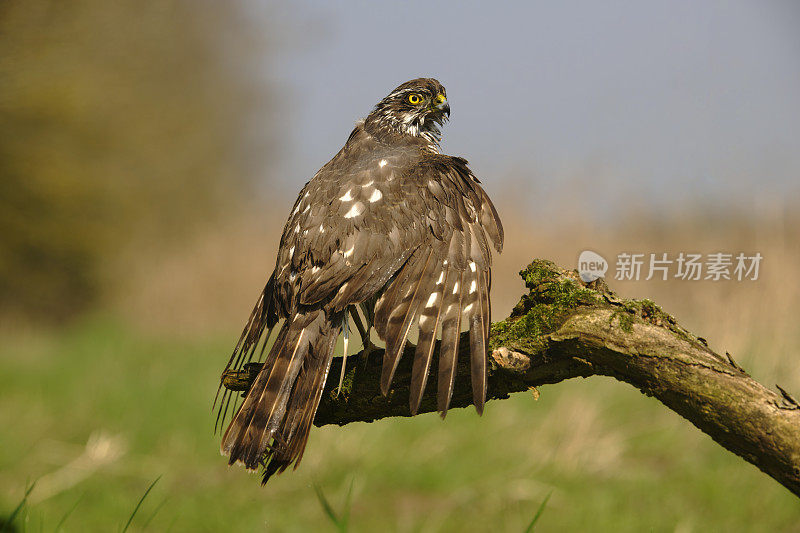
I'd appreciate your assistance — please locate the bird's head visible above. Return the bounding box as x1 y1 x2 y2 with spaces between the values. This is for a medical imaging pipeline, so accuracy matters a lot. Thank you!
365 78 450 147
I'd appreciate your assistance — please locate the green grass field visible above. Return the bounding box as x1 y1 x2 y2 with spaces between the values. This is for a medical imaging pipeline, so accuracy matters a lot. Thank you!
1 317 798 532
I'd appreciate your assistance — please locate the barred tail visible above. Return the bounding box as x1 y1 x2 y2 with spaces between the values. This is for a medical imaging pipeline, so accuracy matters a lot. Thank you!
220 308 341 483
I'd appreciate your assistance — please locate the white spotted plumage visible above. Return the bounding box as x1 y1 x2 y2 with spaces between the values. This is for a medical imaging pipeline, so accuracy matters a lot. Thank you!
343 202 365 219
217 78 503 485
425 292 439 307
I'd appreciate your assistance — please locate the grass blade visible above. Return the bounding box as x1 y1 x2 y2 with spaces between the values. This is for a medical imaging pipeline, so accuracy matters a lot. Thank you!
121 476 161 533
313 480 355 533
341 478 355 532
524 490 552 533
54 494 84 532
140 497 168 530
4 480 36 532
312 484 340 528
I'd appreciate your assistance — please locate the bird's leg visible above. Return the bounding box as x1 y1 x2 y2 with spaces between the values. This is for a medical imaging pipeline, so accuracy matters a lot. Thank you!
336 313 350 396
351 304 379 359
348 306 369 348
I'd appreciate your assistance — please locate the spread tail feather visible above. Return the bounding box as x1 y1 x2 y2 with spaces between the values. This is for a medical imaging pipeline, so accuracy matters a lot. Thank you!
220 308 342 481
213 277 278 434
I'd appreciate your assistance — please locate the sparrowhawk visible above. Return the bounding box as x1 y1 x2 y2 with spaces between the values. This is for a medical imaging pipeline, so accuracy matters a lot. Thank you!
215 78 503 483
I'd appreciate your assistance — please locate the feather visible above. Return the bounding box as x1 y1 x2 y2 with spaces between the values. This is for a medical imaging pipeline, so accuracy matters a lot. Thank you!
226 322 306 467
328 259 376 310
262 313 341 483
336 313 349 395
373 256 415 339
221 323 289 463
409 267 448 414
481 199 504 252
214 279 277 433
381 250 435 394
481 270 491 340
437 270 464 416
221 310 340 472
468 270 487 414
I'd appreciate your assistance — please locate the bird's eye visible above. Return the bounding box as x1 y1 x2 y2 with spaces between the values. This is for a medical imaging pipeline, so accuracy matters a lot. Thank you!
407 93 422 105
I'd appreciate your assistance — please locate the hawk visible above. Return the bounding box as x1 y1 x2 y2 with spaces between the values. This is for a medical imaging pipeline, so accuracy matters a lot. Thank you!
215 78 503 483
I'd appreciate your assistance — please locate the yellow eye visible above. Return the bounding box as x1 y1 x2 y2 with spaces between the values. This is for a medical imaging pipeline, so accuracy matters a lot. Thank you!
407 93 422 105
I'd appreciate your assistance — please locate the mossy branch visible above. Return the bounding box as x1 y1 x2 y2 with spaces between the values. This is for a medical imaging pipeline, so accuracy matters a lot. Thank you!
222 260 800 497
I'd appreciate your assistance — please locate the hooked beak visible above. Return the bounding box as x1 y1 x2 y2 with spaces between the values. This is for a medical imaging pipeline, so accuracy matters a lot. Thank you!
432 94 449 117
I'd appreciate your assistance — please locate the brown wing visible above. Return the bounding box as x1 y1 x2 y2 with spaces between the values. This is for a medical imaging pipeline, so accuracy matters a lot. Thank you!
214 127 423 432
374 155 503 415
217 131 502 431
272 134 429 315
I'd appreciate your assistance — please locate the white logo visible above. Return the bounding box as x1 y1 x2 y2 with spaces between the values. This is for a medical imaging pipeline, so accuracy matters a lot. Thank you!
578 250 608 282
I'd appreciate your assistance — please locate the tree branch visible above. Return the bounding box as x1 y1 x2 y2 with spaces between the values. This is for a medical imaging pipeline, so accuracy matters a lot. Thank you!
222 260 800 497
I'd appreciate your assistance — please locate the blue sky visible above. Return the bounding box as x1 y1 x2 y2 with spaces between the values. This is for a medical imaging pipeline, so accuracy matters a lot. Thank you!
253 1 800 212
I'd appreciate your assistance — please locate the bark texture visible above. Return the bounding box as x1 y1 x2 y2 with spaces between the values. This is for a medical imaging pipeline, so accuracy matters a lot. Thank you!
222 260 800 497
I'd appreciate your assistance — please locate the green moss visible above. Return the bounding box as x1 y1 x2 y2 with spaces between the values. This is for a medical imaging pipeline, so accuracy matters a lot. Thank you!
610 310 635 333
521 260 563 290
613 298 673 329
606 296 701 347
490 259 699 354
328 365 357 399
489 260 601 355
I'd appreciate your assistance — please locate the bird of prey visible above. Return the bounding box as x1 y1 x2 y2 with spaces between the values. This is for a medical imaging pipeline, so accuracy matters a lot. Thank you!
215 78 503 483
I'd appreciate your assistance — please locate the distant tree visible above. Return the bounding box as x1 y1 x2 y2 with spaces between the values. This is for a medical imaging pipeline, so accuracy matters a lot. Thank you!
0 0 275 320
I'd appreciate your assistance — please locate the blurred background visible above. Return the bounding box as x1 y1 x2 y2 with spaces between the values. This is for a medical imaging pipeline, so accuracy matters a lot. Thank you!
1 0 798 530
